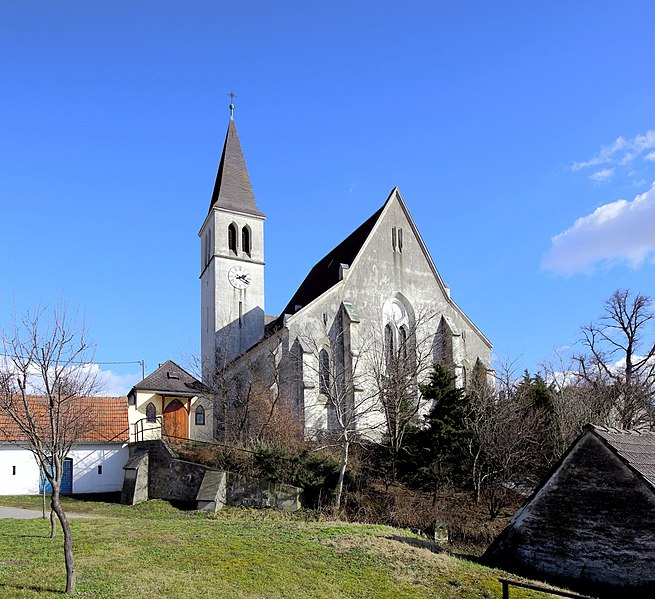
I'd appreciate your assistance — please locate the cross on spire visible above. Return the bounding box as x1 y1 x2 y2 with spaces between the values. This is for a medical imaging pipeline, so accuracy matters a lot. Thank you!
228 91 237 119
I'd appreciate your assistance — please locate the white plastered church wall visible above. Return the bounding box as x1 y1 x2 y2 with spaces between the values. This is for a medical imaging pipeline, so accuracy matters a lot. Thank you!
283 190 492 438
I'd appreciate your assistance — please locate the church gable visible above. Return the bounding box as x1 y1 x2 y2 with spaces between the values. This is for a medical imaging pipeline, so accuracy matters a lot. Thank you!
345 188 447 302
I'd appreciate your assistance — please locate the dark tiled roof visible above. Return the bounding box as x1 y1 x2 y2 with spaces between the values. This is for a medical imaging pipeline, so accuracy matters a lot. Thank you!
591 424 655 489
209 119 264 217
133 360 206 397
279 203 386 317
0 396 129 443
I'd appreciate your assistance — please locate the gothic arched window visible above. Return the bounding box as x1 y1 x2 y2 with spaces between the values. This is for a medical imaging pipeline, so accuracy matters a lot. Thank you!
242 226 251 257
319 348 330 395
195 405 206 426
228 223 238 254
146 402 157 423
385 324 395 369
399 326 408 366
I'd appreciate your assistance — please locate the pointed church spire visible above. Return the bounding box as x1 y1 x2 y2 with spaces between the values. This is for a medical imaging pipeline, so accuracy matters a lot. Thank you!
208 101 264 217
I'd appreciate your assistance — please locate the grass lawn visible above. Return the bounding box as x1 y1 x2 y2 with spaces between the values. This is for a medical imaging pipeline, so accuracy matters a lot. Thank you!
0 496 554 598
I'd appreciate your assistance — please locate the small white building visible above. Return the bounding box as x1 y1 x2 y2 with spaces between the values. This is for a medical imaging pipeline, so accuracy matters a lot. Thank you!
127 360 213 443
0 397 129 495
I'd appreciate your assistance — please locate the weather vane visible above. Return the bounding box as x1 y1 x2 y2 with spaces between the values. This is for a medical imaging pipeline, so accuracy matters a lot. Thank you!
228 91 236 119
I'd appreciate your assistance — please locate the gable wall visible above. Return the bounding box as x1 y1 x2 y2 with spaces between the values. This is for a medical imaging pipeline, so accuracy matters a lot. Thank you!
488 432 655 593
284 195 492 436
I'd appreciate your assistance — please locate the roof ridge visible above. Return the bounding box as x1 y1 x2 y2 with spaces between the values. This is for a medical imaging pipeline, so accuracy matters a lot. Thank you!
590 423 655 436
279 198 388 317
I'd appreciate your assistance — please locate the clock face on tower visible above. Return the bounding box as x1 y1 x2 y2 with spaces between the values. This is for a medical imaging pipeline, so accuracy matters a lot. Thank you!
228 265 251 289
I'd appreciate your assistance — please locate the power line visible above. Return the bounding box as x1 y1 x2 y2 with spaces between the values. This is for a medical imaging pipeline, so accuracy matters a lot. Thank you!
1 356 145 380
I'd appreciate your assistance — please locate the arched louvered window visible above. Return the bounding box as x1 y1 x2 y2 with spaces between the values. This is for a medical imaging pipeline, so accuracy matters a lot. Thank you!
195 405 206 426
228 223 238 254
319 348 330 395
242 226 251 257
146 402 157 423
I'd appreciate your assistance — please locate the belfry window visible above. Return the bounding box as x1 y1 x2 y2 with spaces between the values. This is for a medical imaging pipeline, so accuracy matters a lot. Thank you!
228 223 238 254
242 226 251 257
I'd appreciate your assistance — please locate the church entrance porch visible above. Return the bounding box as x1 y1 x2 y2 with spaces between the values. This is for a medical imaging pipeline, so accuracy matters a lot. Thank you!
163 399 188 439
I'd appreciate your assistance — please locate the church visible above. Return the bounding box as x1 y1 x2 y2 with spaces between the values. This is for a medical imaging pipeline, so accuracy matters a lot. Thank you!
195 104 493 441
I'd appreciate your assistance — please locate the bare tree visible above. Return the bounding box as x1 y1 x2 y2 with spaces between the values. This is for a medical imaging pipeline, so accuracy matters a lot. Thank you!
195 332 302 447
296 309 382 511
362 305 439 479
465 360 547 518
0 305 100 595
541 350 611 455
574 289 655 430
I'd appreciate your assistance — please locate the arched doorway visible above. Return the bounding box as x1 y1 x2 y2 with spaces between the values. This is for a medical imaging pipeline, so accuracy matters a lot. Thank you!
163 399 188 439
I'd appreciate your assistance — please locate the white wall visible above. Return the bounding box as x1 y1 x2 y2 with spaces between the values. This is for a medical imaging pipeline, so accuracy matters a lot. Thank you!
0 446 40 495
0 443 128 495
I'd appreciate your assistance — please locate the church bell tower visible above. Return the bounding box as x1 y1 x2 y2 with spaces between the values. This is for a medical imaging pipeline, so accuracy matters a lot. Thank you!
199 102 265 381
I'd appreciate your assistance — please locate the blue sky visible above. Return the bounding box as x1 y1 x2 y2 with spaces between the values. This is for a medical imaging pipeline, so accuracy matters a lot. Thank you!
2 2 654 394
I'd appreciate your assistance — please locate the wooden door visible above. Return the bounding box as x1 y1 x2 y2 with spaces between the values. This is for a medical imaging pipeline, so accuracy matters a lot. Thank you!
163 399 188 439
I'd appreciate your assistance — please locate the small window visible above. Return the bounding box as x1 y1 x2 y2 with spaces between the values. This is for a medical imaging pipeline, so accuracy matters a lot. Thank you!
97 465 103 475
319 349 330 395
392 227 397 251
146 402 157 423
228 223 238 254
398 228 403 252
238 301 243 327
242 226 251 256
195 405 206 426
12 466 16 476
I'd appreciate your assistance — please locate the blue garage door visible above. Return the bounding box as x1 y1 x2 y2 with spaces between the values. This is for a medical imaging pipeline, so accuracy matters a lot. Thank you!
40 459 73 495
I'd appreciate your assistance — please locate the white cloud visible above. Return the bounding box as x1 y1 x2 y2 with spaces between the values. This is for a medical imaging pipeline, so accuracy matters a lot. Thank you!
0 356 140 397
589 167 615 182
542 182 655 275
96 368 141 396
571 130 655 172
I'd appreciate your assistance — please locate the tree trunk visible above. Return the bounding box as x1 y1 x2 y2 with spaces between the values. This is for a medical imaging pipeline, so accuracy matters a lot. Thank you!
50 509 57 538
50 491 76 594
334 439 349 512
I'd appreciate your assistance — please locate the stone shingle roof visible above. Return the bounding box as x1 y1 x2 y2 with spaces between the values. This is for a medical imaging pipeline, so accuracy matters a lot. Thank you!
591 424 655 490
209 118 264 218
0 396 129 443
133 360 206 398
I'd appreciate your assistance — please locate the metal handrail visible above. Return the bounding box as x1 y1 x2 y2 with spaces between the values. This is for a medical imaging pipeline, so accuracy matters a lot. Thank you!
133 415 162 442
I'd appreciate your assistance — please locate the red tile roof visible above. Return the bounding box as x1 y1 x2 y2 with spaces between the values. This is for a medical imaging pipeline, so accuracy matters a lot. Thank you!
0 396 129 443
